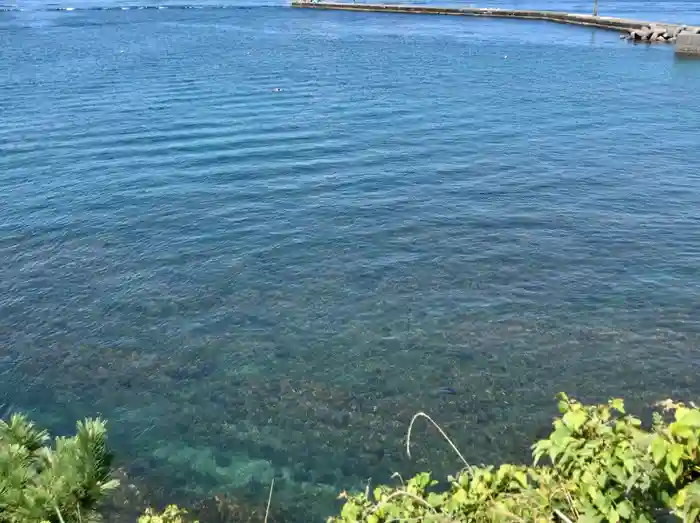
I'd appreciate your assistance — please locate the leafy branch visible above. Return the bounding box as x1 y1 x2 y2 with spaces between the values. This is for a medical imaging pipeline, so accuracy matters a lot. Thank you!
331 394 700 523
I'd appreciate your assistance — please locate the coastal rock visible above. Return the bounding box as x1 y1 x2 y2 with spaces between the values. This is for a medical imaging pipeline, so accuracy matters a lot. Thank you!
638 29 653 41
651 26 667 38
674 25 687 37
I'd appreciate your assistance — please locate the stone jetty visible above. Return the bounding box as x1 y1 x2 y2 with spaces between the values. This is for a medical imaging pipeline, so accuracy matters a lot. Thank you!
291 2 700 55
622 23 700 45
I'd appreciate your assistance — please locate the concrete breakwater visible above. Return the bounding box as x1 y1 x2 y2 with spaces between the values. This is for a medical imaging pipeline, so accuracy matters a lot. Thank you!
622 23 700 44
291 2 700 54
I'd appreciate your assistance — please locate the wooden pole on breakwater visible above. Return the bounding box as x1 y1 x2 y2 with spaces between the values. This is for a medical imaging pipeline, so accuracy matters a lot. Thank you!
291 1 700 55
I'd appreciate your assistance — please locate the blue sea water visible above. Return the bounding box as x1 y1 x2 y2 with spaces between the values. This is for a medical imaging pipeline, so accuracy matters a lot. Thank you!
2 0 700 519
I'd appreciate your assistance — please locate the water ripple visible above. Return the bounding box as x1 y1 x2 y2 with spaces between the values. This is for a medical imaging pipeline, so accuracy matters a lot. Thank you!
3 3 700 522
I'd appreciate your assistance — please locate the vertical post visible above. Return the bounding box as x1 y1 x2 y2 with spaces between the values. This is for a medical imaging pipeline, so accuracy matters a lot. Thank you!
593 0 598 16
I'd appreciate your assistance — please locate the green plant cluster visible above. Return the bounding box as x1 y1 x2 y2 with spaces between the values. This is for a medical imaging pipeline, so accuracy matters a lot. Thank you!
0 413 118 523
6 394 700 523
331 394 700 523
138 505 197 523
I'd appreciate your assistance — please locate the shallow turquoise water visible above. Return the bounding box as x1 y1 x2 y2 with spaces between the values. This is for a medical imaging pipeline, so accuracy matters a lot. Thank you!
2 1 700 520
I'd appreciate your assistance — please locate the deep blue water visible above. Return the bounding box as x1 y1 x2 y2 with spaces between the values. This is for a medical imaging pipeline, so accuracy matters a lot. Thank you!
2 0 700 520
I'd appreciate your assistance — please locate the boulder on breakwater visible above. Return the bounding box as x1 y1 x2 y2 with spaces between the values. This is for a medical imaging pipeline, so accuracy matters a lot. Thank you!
621 23 700 45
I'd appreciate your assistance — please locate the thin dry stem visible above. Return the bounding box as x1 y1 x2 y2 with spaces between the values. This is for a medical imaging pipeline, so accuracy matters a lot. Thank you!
390 471 406 486
406 412 472 473
264 477 274 523
563 488 579 519
555 508 575 523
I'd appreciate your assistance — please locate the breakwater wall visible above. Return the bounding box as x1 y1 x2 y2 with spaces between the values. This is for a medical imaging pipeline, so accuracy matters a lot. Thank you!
291 2 700 54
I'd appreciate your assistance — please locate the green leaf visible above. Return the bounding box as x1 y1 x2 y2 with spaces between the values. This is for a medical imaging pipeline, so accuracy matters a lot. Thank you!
578 511 604 523
672 424 695 439
410 472 431 490
678 409 700 428
665 462 680 485
341 502 360 520
563 410 588 431
661 490 672 504
550 425 572 446
651 437 667 465
597 472 608 488
426 492 444 508
610 398 626 414
669 443 684 467
616 500 632 519
593 492 610 512
452 488 468 506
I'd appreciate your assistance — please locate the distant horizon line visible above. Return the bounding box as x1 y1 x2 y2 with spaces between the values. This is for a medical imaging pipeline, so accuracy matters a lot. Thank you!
0 3 288 12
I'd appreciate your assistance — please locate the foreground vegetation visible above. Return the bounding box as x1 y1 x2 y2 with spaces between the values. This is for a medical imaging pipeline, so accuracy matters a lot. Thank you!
3 394 700 522
0 413 117 522
331 395 700 523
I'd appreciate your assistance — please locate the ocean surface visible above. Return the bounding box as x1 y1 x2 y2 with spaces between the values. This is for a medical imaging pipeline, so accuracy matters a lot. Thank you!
2 0 700 520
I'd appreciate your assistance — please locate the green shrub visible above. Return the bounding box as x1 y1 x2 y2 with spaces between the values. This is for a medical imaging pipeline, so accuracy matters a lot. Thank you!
138 505 197 523
330 394 700 523
0 412 118 523
6 394 700 523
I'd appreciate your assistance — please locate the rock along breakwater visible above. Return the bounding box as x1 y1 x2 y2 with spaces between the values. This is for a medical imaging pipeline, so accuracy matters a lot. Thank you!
291 1 700 54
